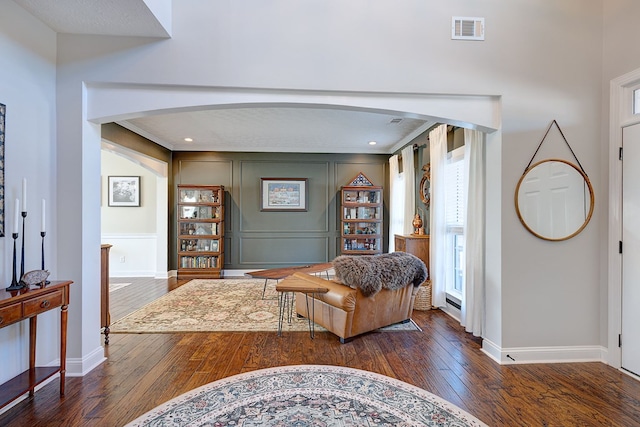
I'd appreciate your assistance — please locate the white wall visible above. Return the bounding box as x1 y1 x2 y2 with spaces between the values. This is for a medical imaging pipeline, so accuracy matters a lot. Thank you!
57 1 607 362
0 0 59 385
101 150 159 276
4 0 640 378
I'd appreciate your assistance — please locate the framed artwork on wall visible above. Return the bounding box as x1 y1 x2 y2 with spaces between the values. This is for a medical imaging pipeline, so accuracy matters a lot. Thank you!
0 102 5 237
260 178 308 211
108 176 140 207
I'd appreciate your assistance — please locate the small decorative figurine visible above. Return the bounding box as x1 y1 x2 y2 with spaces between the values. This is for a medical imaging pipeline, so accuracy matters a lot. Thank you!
21 269 50 288
412 213 423 235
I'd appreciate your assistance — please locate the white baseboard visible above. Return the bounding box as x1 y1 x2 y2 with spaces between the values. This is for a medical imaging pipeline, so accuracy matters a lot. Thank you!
481 339 606 364
222 269 335 278
155 270 170 279
66 345 106 377
223 269 254 278
0 346 106 416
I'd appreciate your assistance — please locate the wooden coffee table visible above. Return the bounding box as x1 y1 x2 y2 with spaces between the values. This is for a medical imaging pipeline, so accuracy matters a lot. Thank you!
275 280 328 339
246 262 333 299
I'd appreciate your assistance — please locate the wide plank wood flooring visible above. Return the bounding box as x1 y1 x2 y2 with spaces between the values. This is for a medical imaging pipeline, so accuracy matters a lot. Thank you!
1 277 640 426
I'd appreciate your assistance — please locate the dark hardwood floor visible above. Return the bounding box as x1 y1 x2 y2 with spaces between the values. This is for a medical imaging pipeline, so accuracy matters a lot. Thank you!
1 277 640 426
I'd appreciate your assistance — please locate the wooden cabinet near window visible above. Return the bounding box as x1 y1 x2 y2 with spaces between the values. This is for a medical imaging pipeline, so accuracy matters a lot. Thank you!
340 172 383 255
394 234 430 269
395 234 431 310
177 185 224 279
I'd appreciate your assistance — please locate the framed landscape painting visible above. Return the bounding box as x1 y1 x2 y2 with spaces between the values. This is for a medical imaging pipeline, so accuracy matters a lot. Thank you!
108 176 140 207
260 178 308 212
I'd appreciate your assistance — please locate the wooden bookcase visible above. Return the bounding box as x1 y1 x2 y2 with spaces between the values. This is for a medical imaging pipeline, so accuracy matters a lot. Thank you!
177 185 224 279
340 172 383 255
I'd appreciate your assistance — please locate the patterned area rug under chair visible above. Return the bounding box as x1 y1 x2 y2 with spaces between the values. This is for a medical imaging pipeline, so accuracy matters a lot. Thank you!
109 278 420 334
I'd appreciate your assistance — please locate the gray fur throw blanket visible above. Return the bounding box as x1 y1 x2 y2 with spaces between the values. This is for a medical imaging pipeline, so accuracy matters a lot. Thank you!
332 252 428 297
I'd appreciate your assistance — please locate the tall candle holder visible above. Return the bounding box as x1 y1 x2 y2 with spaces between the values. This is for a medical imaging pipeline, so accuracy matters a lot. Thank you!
41 231 50 284
6 233 22 291
19 211 27 287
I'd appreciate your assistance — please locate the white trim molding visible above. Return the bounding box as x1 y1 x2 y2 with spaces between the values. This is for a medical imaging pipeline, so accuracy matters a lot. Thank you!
608 67 640 369
482 339 605 365
66 346 106 377
101 233 158 277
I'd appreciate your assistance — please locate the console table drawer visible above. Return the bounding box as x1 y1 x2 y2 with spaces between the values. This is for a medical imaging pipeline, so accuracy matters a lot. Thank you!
23 290 64 317
0 302 22 327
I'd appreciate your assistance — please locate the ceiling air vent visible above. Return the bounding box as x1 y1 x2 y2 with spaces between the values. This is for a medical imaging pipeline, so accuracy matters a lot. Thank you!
452 17 484 41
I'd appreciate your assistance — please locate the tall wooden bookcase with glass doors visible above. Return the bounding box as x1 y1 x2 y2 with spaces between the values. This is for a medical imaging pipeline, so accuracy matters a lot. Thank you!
340 172 383 255
177 185 224 278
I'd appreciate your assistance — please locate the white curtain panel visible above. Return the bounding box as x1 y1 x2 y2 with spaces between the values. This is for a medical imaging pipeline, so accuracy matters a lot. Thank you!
401 145 416 236
462 128 485 337
388 155 404 252
429 124 448 307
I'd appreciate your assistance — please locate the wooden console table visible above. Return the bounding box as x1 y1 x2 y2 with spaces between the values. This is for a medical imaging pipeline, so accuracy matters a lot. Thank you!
0 280 73 410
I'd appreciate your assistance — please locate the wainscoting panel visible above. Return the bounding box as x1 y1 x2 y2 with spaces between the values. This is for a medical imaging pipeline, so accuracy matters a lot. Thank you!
101 234 158 277
171 152 389 270
335 162 386 192
178 159 233 187
239 160 331 233
239 236 329 265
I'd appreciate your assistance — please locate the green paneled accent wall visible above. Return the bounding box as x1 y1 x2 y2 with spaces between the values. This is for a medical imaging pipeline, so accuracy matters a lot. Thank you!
173 152 388 271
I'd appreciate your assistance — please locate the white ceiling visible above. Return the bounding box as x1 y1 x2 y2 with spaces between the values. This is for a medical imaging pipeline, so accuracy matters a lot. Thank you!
14 0 434 153
119 108 434 154
13 0 171 37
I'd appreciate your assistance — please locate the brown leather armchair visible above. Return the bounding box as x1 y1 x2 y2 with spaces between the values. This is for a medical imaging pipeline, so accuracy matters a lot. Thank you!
285 272 418 343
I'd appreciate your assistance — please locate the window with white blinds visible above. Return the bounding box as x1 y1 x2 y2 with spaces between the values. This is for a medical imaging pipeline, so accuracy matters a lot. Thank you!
635 88 640 115
444 146 465 295
444 147 465 228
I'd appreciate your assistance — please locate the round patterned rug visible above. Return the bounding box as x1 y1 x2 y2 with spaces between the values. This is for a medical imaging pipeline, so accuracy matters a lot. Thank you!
125 365 488 426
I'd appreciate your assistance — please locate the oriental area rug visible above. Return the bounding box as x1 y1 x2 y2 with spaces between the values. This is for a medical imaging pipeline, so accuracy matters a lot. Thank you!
109 278 420 334
124 365 488 427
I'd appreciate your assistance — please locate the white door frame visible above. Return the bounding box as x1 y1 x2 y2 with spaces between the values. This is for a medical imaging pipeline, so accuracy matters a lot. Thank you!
608 68 640 370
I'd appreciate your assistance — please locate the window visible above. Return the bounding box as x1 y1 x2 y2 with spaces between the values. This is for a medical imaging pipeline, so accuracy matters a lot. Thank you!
635 88 640 115
444 147 465 298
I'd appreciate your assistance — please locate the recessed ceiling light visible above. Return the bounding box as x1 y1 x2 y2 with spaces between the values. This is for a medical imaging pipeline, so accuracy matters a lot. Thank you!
369 141 377 145
184 137 193 142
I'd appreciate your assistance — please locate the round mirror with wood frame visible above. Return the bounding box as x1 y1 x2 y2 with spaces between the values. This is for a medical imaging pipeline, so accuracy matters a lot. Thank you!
515 159 594 241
